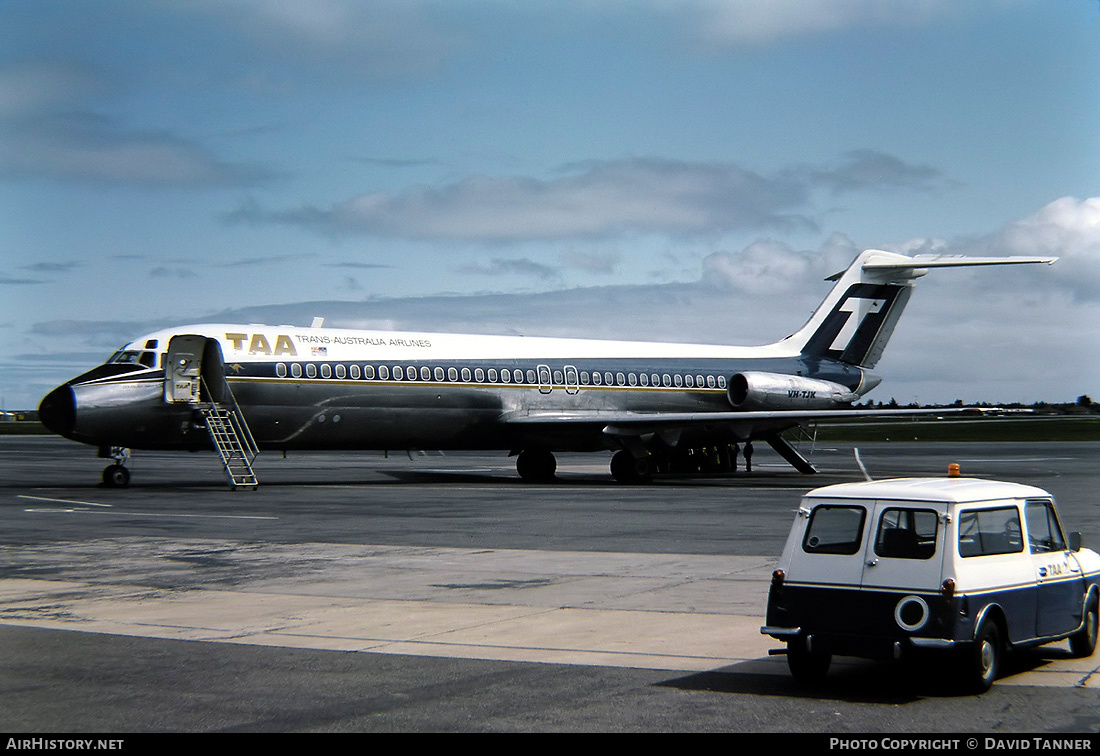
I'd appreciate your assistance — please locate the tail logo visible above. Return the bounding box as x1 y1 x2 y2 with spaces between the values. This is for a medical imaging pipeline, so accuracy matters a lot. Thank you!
803 283 904 365
830 297 885 352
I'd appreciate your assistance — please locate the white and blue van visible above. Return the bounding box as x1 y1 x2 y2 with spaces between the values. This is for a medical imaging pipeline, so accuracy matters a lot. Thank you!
762 477 1100 692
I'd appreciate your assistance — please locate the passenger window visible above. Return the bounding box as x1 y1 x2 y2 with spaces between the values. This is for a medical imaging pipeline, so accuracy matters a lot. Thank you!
364 365 375 380
639 373 648 386
461 368 472 382
474 368 485 382
874 508 938 560
501 368 511 383
276 363 287 378
306 364 317 378
321 364 332 379
291 363 302 378
394 366 404 380
707 375 716 388
1025 500 1066 554
616 372 625 386
449 367 459 381
803 506 867 555
350 365 361 380
378 365 389 380
580 371 590 385
527 369 537 383
958 507 1024 557
684 375 694 388
488 368 498 382
593 372 602 385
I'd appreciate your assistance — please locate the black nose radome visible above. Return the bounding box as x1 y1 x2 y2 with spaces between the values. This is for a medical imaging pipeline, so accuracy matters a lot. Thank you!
39 385 76 437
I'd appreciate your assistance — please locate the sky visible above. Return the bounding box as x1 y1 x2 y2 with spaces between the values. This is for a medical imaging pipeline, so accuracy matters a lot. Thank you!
1 0 1098 409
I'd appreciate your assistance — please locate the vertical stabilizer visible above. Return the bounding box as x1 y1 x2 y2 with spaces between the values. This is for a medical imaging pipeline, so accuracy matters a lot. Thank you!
774 250 1056 368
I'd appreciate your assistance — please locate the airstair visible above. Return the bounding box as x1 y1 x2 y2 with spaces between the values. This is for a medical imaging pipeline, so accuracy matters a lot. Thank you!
198 378 259 488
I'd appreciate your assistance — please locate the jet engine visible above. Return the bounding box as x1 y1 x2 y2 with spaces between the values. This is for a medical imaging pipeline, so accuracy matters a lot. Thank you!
727 372 859 411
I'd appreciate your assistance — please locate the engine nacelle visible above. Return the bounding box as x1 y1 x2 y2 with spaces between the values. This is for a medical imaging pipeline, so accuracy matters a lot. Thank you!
727 372 859 410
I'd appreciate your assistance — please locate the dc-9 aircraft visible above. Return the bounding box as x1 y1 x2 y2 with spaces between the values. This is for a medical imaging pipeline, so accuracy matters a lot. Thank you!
38 249 1054 487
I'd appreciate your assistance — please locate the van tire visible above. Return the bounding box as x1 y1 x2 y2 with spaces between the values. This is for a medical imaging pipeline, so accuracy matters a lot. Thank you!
963 620 1002 694
1069 596 1098 658
787 637 831 684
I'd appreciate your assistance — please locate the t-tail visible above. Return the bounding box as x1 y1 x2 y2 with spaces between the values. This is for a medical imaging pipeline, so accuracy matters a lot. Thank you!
775 250 1057 369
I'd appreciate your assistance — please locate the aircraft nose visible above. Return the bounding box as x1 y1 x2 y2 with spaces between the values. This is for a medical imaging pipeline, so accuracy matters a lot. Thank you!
39 385 76 437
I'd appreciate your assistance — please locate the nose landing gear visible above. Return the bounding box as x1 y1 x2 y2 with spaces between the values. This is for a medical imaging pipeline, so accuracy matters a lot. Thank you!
99 446 132 488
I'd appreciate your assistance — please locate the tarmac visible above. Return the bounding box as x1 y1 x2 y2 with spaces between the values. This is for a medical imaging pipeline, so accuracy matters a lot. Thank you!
2 437 1099 732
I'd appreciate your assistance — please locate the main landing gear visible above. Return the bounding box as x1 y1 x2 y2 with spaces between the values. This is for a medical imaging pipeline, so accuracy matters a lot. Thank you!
515 449 557 483
99 446 132 488
513 443 770 484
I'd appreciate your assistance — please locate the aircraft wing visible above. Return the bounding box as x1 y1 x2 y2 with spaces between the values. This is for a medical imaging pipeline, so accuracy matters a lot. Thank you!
502 406 974 474
501 406 966 432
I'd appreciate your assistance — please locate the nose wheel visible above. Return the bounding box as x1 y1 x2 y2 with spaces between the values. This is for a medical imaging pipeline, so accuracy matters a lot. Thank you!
99 446 132 488
102 464 131 488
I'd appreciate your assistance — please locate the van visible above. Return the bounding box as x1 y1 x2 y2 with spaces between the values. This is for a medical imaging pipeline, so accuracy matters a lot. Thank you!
761 477 1100 692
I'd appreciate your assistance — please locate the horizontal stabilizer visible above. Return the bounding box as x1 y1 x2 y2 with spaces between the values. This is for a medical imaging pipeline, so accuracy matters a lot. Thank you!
826 253 1057 281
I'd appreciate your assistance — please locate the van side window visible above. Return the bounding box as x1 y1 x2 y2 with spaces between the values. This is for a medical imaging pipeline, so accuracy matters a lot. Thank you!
958 506 1023 557
803 505 867 555
1025 499 1066 554
874 508 938 560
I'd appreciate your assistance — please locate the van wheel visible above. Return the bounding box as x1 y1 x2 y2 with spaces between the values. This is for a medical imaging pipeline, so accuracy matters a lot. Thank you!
963 620 1002 693
1069 596 1098 658
787 637 831 684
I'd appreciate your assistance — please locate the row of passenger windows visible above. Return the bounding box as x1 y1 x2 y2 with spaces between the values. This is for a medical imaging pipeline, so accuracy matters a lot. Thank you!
274 362 728 389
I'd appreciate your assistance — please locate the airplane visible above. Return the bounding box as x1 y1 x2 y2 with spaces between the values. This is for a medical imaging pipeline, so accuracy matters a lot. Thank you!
38 249 1055 487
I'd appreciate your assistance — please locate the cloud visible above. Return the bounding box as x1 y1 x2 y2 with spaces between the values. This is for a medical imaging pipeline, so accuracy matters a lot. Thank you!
0 111 279 187
325 261 395 270
178 0 464 80
225 157 814 241
560 249 622 275
226 151 953 243
457 257 561 281
702 240 827 294
149 267 199 279
0 60 279 187
0 277 47 285
677 0 961 46
21 261 82 273
0 62 104 116
218 253 314 268
962 197 1100 303
790 150 954 195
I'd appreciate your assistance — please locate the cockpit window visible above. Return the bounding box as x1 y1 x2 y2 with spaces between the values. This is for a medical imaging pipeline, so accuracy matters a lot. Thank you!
109 350 157 368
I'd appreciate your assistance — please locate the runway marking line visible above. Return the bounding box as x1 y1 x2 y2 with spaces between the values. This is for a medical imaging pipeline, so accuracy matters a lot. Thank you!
16 494 111 508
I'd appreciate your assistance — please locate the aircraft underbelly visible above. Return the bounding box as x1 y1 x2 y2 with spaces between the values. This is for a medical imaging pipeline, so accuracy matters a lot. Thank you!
233 380 731 452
